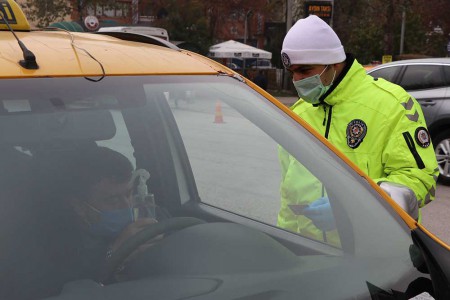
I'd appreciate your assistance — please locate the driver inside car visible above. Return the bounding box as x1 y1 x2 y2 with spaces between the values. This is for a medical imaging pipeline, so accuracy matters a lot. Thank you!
60 146 157 284
2 146 160 300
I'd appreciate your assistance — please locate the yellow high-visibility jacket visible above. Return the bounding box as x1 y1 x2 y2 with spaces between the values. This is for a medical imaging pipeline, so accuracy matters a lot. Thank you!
278 56 438 246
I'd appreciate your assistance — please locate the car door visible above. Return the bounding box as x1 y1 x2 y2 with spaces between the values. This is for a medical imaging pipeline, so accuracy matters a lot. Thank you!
398 64 448 127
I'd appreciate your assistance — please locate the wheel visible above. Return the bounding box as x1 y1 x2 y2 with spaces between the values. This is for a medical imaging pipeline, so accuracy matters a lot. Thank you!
433 129 450 186
97 217 205 284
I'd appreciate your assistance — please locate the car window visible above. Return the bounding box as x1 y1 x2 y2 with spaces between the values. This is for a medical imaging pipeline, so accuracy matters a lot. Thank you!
444 65 450 84
164 76 412 242
172 91 282 226
400 64 446 90
0 76 423 300
155 77 421 297
368 66 399 82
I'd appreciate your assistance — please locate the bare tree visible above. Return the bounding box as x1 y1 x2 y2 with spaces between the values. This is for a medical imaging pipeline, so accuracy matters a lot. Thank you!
20 0 72 28
22 0 119 27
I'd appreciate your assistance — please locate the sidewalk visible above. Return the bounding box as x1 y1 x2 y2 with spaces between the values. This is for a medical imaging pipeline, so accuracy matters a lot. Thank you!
421 184 450 244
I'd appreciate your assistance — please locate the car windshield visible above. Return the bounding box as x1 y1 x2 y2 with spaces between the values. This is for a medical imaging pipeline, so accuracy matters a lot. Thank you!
0 75 423 299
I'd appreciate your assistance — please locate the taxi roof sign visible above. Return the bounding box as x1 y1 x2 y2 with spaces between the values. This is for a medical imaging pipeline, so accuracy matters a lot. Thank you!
0 0 31 31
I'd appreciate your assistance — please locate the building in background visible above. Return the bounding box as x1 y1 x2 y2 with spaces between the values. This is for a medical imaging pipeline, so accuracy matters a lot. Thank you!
16 0 282 70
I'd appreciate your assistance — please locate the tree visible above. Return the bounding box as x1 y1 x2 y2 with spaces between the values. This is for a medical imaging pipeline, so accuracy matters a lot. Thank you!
20 0 72 28
414 0 450 57
22 0 119 28
152 0 273 55
332 0 450 62
152 0 211 54
205 0 270 44
72 0 119 23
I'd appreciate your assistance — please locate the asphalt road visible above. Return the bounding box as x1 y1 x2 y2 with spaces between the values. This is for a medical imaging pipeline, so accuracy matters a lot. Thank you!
421 184 450 245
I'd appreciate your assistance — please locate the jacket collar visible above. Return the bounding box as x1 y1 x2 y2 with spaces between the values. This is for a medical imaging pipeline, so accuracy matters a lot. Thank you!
317 54 365 106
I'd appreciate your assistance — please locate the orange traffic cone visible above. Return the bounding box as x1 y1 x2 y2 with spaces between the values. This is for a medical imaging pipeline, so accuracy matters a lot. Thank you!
214 101 224 124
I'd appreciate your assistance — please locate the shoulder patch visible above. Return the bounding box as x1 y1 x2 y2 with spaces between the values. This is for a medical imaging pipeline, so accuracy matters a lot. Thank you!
346 119 367 149
415 127 431 148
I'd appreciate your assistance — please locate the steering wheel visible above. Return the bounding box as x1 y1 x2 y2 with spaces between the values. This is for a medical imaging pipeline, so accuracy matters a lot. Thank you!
98 217 205 284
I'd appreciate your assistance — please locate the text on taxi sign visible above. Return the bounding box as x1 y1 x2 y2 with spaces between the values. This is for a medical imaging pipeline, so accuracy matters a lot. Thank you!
0 0 17 25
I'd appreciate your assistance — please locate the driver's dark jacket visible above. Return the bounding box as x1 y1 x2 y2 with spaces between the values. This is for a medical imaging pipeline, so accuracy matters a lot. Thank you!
277 55 438 246
3 220 111 300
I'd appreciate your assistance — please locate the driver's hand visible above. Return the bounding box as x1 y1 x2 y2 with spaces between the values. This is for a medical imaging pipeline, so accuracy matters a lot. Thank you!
108 218 159 283
110 218 158 252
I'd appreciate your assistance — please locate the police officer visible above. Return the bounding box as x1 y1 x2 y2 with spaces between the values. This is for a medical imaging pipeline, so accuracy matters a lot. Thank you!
278 15 438 245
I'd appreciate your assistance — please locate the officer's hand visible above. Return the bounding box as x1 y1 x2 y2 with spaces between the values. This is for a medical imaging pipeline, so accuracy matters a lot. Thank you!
303 197 336 231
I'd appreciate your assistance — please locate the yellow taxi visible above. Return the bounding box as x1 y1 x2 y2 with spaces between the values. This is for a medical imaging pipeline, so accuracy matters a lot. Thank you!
1 1 449 299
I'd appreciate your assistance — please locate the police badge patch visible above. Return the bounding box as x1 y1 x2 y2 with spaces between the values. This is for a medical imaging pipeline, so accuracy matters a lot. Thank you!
281 52 291 68
346 119 367 149
415 127 431 148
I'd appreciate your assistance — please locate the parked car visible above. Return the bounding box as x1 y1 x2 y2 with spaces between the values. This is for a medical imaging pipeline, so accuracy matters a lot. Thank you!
97 26 169 41
1 1 450 299
367 58 450 185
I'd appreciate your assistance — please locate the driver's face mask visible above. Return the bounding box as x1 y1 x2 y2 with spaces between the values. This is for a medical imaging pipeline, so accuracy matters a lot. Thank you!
292 65 335 104
84 202 135 238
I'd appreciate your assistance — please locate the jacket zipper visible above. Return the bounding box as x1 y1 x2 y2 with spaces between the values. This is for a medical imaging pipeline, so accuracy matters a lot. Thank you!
402 132 425 169
323 105 333 139
322 105 333 242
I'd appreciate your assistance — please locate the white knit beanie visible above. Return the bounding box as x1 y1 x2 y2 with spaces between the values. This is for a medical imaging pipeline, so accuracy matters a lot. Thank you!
281 15 345 68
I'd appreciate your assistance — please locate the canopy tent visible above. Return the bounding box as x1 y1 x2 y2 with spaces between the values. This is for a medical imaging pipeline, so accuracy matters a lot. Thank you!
208 40 272 59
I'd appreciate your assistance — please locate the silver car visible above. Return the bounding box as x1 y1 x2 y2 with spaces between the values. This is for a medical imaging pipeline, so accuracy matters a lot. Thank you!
368 58 450 185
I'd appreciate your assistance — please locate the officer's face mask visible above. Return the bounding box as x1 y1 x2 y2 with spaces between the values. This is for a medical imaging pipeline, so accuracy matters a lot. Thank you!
292 65 336 104
84 202 135 238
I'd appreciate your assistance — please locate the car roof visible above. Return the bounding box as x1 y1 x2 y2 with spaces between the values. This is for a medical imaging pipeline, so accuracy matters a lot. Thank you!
369 57 450 71
0 30 229 78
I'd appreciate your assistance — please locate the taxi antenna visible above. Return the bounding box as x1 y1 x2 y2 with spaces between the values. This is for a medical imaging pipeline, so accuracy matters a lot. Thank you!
0 14 38 69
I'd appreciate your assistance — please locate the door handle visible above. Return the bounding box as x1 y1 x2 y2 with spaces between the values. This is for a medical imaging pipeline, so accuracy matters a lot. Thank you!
421 101 436 107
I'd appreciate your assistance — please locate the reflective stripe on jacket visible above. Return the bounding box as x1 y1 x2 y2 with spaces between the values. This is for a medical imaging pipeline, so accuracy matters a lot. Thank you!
278 56 438 245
